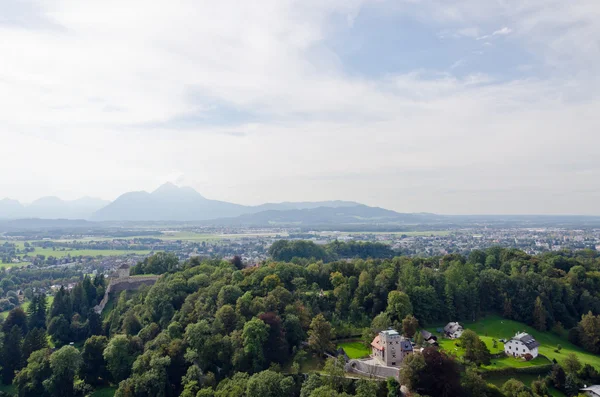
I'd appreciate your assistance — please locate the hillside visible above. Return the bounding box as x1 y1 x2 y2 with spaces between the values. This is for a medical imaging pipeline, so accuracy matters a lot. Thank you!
91 183 386 222
203 204 436 226
432 314 600 368
4 247 600 397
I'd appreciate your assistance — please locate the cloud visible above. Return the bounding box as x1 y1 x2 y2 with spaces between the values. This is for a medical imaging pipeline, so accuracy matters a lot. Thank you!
493 27 512 35
0 0 599 214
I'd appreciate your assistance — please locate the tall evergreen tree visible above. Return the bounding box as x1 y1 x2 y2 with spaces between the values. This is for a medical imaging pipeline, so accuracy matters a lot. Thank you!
533 296 547 331
22 328 48 361
28 294 48 330
1 325 24 384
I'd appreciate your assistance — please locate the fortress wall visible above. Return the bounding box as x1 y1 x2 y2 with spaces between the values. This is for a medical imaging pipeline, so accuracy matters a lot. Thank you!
94 276 159 313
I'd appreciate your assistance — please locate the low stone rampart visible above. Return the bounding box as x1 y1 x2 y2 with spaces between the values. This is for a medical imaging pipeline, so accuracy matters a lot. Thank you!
94 276 159 313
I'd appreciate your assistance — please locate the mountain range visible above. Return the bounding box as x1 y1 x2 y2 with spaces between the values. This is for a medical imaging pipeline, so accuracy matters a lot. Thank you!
0 183 371 222
0 196 109 220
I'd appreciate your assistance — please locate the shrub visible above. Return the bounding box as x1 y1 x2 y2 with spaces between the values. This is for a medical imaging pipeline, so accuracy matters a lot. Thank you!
524 353 533 361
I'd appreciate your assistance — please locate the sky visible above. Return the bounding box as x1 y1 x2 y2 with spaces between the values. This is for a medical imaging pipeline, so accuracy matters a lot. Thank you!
1 0 599 215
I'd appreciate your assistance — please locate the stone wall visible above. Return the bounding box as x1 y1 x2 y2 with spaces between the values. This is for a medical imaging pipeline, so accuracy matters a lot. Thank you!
94 276 159 313
345 359 400 379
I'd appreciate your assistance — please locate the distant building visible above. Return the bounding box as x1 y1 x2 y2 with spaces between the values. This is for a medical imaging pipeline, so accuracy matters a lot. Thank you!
117 264 130 278
444 322 464 339
504 332 539 359
371 329 413 367
581 385 600 397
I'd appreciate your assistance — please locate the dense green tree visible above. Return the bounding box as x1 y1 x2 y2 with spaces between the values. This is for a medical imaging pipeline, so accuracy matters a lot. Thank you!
386 377 400 397
399 347 462 397
14 348 52 397
123 311 142 336
1 325 23 384
45 346 82 397
386 291 412 329
80 335 109 385
577 311 600 354
563 352 582 374
533 297 547 331
131 252 179 275
502 379 531 397
2 307 28 335
242 317 269 372
47 315 71 346
308 314 334 355
22 327 48 361
300 373 323 397
27 294 48 330
245 370 294 397
104 334 142 383
460 329 491 366
401 314 419 338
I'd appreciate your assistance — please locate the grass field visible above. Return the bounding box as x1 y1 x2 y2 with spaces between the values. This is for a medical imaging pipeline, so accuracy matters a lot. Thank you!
431 314 600 369
22 247 151 258
0 262 29 269
0 295 54 320
92 387 117 397
1 240 151 259
337 341 371 359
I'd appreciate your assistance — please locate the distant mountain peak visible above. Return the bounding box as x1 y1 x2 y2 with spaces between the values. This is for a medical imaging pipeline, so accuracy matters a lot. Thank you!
152 182 180 193
151 182 205 200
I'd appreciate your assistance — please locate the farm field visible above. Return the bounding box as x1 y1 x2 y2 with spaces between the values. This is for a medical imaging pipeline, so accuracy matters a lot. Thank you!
430 314 600 369
337 341 371 359
0 262 29 269
1 240 151 258
322 231 451 237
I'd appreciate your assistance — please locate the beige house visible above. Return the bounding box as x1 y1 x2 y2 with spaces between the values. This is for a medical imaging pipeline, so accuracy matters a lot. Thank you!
116 264 131 278
371 329 413 367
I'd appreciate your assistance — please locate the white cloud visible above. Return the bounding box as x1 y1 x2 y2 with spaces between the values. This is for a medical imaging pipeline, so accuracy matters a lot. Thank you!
493 27 512 35
0 0 599 214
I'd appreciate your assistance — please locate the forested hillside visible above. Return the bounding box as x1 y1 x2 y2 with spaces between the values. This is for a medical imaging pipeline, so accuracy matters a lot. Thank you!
2 247 600 396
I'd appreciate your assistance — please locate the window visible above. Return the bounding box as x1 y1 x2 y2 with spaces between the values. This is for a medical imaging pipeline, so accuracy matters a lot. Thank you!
391 362 396 366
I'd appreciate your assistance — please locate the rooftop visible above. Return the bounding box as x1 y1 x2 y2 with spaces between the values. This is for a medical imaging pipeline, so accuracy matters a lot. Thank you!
381 329 400 336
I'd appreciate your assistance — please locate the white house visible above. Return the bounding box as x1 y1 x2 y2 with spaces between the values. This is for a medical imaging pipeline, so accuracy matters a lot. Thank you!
371 329 413 367
504 332 539 359
581 385 600 397
444 322 464 339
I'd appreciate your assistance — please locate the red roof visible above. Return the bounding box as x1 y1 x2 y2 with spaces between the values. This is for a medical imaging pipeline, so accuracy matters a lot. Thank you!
371 335 384 351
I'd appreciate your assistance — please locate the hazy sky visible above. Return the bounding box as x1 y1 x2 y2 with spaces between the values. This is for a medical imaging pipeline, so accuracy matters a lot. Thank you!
1 0 599 214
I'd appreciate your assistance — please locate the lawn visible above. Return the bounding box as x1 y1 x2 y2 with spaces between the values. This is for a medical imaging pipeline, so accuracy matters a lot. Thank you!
435 336 551 369
430 314 600 369
92 386 117 397
337 341 371 359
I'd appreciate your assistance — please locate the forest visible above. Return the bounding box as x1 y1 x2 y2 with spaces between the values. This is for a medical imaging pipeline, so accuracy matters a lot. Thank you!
1 246 600 396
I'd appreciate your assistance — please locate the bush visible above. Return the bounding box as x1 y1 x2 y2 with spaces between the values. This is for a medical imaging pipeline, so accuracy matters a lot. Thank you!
481 364 554 376
524 353 533 361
